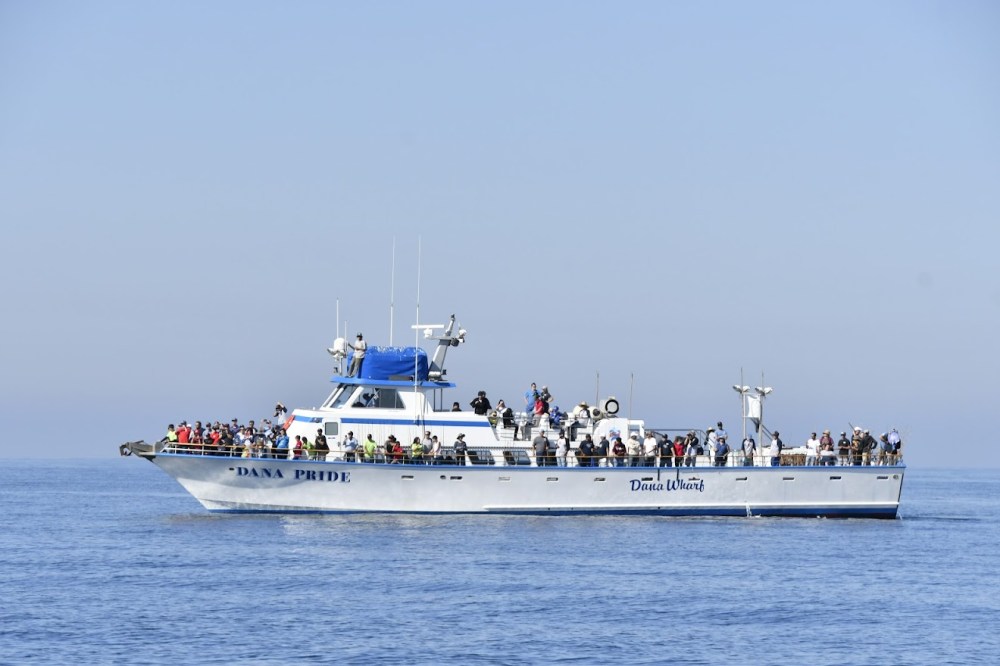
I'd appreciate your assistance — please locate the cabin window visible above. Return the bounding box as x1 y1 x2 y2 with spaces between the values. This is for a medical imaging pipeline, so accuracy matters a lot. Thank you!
324 422 339 437
327 388 354 409
468 449 494 465
374 389 404 409
502 450 532 466
350 388 405 409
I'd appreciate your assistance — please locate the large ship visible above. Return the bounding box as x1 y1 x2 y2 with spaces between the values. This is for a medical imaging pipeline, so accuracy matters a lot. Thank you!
121 315 905 517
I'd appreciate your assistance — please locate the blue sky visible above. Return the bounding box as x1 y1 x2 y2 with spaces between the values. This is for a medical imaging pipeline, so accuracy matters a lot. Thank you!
1 1 997 466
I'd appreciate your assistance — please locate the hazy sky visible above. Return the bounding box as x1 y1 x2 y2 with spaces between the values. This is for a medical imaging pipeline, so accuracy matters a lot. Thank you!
2 1 998 466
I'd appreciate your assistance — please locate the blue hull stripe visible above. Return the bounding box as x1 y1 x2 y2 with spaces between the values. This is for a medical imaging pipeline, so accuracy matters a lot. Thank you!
293 415 491 428
208 506 898 518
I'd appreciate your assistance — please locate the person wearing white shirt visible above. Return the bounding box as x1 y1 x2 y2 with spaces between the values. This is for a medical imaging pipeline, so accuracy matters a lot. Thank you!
742 436 756 466
769 432 783 467
644 433 659 466
431 436 443 464
557 431 569 467
805 432 820 466
343 431 359 462
346 333 367 377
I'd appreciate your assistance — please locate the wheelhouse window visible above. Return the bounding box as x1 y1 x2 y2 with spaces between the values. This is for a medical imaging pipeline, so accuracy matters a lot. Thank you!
350 388 405 409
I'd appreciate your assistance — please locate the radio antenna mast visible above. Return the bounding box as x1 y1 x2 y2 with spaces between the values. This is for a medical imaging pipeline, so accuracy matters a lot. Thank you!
416 236 422 329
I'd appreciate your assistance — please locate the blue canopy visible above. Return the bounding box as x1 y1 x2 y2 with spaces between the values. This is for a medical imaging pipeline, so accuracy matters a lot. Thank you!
354 346 428 381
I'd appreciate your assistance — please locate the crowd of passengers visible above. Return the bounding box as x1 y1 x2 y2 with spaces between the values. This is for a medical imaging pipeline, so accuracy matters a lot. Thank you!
159 387 902 467
161 418 902 468
160 418 312 458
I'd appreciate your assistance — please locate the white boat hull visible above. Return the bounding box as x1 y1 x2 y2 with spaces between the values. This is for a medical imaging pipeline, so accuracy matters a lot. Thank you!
148 453 904 518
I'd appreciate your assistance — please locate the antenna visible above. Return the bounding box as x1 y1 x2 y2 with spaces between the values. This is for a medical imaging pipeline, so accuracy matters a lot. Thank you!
389 237 396 345
595 371 600 409
415 237 421 415
416 236 422 331
628 372 634 422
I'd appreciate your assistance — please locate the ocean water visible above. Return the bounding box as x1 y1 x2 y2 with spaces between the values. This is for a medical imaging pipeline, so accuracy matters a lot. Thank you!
0 460 997 665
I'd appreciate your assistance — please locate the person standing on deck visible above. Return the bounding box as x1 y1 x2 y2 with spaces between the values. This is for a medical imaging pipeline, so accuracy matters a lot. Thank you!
878 433 893 466
577 434 594 467
410 437 423 464
705 428 718 465
595 435 610 467
862 429 876 466
716 422 728 451
346 333 367 377
850 427 864 465
644 432 659 466
470 391 491 415
805 432 820 466
343 431 359 462
524 383 539 418
837 431 852 466
431 435 444 465
611 437 627 467
162 424 178 445
742 435 756 466
533 430 550 467
453 433 468 466
684 432 700 467
819 430 835 465
557 430 569 467
627 433 642 467
315 429 329 461
363 434 377 462
887 428 902 464
769 431 783 467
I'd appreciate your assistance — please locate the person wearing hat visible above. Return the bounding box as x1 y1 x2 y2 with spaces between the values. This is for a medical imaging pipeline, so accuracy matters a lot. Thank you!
346 333 367 377
769 431 783 467
453 433 468 466
855 428 872 466
819 429 836 465
162 423 178 445
627 433 642 467
342 430 359 462
176 422 192 447
837 431 852 466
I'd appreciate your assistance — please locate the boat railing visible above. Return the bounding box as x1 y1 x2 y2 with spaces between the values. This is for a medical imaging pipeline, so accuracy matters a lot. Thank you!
157 442 903 468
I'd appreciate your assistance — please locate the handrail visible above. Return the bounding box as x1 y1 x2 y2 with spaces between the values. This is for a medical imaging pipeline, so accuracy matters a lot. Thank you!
156 442 903 468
